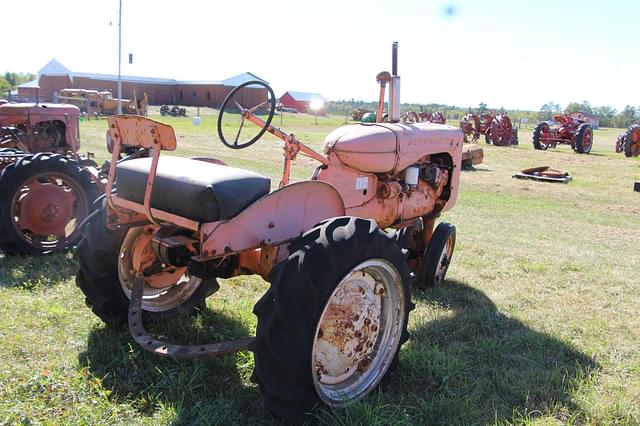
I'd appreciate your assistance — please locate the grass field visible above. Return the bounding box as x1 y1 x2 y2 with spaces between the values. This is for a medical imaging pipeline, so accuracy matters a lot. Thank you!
1 108 639 425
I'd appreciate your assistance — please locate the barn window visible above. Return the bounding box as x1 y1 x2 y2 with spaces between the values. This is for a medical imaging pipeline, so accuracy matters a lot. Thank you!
192 91 196 98
207 91 210 100
180 90 183 100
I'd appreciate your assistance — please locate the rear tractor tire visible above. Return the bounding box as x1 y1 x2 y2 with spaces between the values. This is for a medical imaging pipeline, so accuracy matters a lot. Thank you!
416 222 456 289
0 153 99 255
251 216 413 421
76 202 216 327
575 123 593 154
623 124 640 157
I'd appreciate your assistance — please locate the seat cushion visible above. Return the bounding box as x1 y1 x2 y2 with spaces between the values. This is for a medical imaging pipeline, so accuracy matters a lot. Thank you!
115 156 271 222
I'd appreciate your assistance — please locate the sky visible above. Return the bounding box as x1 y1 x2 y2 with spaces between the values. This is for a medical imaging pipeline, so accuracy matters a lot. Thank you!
2 0 639 111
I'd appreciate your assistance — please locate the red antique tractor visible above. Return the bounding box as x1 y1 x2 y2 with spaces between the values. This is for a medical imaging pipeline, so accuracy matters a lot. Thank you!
532 114 593 154
459 112 517 146
0 102 144 255
615 124 640 157
76 43 464 421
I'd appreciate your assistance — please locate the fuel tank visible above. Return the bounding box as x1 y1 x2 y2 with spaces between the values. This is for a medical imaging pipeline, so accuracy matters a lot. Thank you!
324 122 463 173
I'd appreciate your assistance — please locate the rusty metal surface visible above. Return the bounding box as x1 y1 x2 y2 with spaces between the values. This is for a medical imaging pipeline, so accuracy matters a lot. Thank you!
128 276 253 358
313 271 382 385
311 259 405 406
108 115 177 151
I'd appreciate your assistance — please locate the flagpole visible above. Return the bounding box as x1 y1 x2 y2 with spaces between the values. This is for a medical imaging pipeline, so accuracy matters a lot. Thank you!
117 0 122 114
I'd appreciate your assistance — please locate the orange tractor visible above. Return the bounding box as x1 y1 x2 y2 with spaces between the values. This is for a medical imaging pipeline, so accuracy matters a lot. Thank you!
460 112 518 146
532 114 593 154
615 124 640 157
0 102 144 254
76 43 465 420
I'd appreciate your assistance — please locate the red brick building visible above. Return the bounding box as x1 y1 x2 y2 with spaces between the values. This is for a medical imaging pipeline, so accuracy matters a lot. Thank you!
279 91 327 115
17 59 268 107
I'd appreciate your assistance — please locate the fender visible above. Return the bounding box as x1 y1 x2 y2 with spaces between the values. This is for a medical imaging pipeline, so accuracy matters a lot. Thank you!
199 181 345 260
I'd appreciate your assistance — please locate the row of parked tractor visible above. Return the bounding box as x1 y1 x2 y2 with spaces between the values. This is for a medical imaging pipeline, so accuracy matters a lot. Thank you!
457 110 640 157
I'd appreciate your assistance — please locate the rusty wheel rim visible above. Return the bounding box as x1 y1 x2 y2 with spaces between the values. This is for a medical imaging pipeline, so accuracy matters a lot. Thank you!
9 171 88 251
582 128 593 152
434 234 454 285
311 259 405 406
118 226 202 312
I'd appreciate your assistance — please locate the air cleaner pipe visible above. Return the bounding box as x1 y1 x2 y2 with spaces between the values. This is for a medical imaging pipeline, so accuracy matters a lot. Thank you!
389 42 400 123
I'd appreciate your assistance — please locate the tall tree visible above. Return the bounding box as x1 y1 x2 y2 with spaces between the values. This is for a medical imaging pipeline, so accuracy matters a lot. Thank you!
564 101 592 114
538 101 560 121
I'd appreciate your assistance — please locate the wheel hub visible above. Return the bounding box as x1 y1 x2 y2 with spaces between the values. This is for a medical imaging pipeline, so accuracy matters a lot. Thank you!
311 259 404 406
314 271 382 385
16 179 76 236
128 226 186 290
118 226 202 313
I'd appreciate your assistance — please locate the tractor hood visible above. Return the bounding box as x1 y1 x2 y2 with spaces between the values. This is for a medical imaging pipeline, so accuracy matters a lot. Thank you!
323 122 463 173
0 103 80 120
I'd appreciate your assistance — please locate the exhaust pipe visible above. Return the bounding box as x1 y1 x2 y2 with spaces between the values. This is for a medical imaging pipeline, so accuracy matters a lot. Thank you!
389 42 400 123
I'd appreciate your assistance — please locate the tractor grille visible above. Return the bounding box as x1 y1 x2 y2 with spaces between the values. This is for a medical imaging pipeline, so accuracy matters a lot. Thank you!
75 117 80 141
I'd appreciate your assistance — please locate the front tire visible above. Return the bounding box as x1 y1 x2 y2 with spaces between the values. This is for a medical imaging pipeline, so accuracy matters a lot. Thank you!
76 202 215 327
251 217 412 421
416 222 456 288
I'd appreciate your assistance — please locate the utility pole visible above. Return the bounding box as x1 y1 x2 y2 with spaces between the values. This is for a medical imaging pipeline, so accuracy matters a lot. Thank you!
117 0 122 114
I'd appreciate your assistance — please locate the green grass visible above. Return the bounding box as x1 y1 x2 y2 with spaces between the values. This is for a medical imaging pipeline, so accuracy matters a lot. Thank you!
1 111 639 424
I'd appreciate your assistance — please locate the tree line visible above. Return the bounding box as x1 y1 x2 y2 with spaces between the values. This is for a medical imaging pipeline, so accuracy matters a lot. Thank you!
326 99 638 129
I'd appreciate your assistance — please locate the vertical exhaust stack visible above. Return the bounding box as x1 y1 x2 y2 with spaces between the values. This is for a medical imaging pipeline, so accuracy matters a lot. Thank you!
389 42 401 123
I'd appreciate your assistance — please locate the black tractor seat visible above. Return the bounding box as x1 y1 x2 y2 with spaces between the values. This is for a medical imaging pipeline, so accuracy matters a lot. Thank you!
115 156 271 223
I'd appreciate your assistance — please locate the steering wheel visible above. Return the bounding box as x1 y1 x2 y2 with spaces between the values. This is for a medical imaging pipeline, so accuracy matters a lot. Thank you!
217 81 276 149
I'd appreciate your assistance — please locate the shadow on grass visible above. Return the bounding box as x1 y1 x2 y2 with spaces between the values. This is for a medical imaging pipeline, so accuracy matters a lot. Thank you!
79 306 273 425
0 252 77 290
389 279 598 424
462 166 492 173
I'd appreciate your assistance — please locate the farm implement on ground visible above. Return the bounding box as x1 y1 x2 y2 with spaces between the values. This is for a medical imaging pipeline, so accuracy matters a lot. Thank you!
76 43 465 421
460 112 517 146
532 114 593 154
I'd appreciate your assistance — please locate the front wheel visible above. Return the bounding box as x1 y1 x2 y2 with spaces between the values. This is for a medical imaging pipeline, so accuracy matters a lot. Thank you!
251 217 412 421
416 222 456 288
